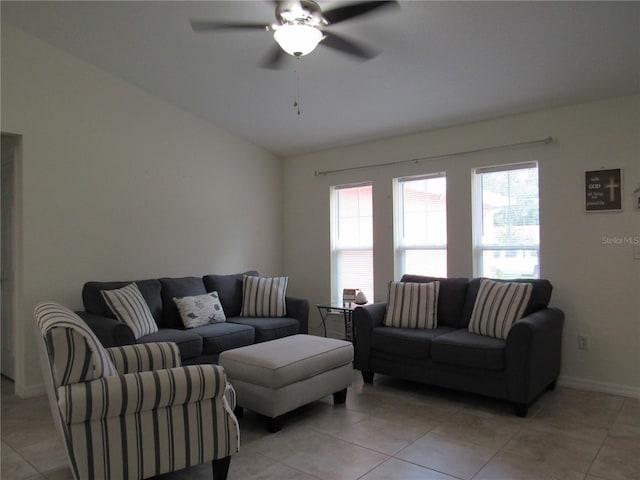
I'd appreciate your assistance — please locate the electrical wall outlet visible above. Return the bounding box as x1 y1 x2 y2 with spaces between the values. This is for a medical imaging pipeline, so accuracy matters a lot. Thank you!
578 334 591 351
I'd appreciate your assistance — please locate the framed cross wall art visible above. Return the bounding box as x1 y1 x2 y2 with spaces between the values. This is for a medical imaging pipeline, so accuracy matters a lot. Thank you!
585 168 623 212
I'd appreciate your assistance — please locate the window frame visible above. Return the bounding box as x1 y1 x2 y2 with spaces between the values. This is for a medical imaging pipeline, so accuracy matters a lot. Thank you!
393 172 447 279
472 162 540 279
330 182 374 303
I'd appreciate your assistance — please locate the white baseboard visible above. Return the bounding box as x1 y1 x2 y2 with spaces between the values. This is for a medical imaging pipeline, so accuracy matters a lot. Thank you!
558 375 640 399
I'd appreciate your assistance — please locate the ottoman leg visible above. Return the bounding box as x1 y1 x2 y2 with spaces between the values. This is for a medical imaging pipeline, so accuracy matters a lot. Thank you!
333 388 347 404
266 416 282 433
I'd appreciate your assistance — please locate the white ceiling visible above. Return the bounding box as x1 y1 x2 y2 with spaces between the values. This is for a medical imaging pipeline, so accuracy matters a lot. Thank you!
2 1 639 158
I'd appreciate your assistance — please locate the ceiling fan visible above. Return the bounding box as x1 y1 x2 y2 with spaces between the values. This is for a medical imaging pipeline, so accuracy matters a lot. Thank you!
190 0 399 69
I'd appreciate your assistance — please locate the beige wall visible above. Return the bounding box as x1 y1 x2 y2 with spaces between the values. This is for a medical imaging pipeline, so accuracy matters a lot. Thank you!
1 24 285 395
284 95 640 396
3 22 638 398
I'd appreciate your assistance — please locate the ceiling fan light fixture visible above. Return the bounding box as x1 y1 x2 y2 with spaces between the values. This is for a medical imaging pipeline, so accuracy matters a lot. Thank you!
273 24 323 57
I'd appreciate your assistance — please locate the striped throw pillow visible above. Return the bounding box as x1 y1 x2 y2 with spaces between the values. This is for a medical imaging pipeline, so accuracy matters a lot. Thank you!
384 281 440 329
240 275 288 317
101 283 158 339
468 279 533 339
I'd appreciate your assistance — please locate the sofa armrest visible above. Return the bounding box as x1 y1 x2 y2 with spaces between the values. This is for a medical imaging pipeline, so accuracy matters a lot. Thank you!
286 296 310 334
352 302 387 371
506 307 564 403
107 342 182 374
59 364 229 424
76 311 135 348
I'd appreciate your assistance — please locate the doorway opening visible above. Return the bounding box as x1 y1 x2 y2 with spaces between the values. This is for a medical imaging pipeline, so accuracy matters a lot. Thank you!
1 133 21 388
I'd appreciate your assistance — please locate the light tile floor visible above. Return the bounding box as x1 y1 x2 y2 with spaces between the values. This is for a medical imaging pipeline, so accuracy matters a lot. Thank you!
2 372 638 480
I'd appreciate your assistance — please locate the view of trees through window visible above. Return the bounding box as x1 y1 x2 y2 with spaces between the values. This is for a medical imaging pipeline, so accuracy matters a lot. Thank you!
330 164 539 301
477 164 540 279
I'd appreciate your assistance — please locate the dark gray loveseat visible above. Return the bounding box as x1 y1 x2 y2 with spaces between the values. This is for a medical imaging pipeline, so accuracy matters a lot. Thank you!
353 275 564 416
79 271 309 365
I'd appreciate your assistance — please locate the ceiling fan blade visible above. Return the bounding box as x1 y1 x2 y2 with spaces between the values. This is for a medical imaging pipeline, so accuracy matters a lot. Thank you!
261 44 289 69
321 31 378 60
322 1 399 25
190 19 270 32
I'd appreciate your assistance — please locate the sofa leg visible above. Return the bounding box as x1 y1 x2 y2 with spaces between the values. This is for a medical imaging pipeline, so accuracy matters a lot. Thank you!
547 380 557 391
333 388 347 404
514 402 528 417
266 416 282 433
212 456 231 480
361 370 374 384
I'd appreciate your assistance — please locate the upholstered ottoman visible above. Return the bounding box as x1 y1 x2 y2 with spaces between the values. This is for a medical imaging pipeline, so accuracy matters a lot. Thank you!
219 334 353 432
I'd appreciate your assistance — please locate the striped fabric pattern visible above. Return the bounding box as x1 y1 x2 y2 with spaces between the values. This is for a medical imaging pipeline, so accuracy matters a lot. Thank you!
59 364 227 423
224 382 237 410
240 275 288 317
67 398 238 480
384 281 440 329
101 283 158 339
107 342 181 374
468 279 533 339
34 302 240 480
35 302 117 385
58 364 239 479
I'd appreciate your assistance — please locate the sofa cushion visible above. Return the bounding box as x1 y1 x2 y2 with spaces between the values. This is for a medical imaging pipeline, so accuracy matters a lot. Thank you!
101 283 158 339
190 322 255 354
173 292 226 328
371 326 456 360
431 329 506 370
384 281 439 329
83 279 162 324
462 277 553 327
240 275 288 317
228 316 299 343
203 271 259 317
400 275 470 328
468 279 532 339
158 277 207 329
137 329 203 360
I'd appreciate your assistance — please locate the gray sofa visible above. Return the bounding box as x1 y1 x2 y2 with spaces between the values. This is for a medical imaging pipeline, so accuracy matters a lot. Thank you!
353 275 564 416
78 271 309 365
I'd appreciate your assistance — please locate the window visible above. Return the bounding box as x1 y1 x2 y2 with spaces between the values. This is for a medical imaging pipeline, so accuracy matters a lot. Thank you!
394 174 447 278
473 163 540 279
331 183 373 302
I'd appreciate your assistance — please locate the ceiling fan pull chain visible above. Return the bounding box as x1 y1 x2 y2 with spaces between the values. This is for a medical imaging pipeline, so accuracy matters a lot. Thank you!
294 60 301 115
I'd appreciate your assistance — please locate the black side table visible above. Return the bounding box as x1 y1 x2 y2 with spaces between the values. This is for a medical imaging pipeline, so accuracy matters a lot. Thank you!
316 302 364 342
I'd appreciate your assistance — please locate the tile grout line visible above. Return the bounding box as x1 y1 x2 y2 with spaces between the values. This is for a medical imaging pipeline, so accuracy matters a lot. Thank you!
582 401 620 480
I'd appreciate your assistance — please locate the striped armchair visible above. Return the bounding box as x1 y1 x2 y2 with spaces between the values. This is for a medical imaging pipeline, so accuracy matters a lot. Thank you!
34 302 240 480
